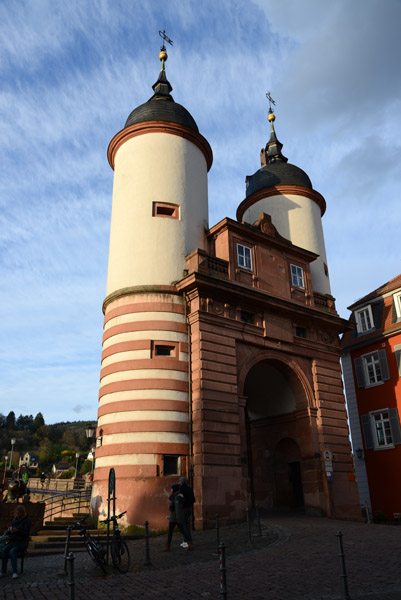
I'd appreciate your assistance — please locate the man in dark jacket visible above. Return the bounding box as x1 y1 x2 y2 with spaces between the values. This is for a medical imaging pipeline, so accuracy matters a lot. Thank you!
178 476 195 550
1 505 31 579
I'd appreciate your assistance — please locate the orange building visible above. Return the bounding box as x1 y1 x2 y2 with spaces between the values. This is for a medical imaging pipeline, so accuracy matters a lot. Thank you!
342 275 401 520
91 48 361 529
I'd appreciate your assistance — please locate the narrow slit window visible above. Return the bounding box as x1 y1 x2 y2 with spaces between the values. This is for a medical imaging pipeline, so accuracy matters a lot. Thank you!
153 202 179 219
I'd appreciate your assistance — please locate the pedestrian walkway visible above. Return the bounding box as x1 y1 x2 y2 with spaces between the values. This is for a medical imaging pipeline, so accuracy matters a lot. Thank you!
1 514 401 599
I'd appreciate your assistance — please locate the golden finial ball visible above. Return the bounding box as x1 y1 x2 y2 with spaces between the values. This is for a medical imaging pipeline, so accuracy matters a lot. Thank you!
159 50 168 62
268 112 276 122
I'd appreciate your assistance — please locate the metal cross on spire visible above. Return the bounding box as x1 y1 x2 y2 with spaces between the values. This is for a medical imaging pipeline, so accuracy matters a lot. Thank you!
159 30 174 51
266 91 276 113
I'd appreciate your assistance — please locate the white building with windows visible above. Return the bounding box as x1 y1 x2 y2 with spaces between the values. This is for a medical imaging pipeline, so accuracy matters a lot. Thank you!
342 274 401 520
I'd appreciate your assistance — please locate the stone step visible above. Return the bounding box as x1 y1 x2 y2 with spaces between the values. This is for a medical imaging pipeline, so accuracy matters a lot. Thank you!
31 533 108 544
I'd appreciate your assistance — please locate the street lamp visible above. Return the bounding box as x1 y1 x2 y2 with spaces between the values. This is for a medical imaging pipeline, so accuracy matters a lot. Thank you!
85 424 96 440
75 452 80 478
9 438 16 470
2 456 8 485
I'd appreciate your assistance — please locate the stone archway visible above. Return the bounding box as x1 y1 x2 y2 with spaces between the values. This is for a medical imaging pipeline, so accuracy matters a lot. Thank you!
242 356 312 512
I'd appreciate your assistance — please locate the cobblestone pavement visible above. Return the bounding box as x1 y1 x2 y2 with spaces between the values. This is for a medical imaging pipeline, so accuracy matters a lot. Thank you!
1 514 401 599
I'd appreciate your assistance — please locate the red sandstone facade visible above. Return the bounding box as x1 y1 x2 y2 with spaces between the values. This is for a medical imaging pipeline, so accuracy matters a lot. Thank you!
342 275 401 520
176 214 360 527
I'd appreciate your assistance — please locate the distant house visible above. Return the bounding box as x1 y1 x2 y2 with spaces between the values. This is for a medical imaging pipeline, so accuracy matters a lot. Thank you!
19 452 39 469
52 462 71 476
341 274 401 520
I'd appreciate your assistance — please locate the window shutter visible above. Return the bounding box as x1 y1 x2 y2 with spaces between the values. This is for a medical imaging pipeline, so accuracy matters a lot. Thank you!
371 299 384 330
392 299 397 324
361 414 374 449
389 408 401 446
378 349 390 381
395 344 401 376
354 357 366 388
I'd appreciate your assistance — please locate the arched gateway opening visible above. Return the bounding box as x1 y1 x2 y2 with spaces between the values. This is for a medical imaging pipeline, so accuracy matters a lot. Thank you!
243 358 312 512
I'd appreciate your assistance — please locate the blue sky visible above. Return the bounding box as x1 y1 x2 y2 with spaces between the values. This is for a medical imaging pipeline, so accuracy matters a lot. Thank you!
1 0 400 424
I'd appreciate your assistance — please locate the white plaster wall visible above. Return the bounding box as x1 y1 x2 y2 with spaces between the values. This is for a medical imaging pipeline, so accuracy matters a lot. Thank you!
100 369 189 386
107 132 209 295
102 330 188 349
98 411 189 426
95 454 158 467
341 352 371 514
242 193 331 295
99 389 188 407
102 431 189 444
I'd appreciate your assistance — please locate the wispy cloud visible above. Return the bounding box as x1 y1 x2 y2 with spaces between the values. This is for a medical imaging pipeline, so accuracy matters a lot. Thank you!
1 0 399 422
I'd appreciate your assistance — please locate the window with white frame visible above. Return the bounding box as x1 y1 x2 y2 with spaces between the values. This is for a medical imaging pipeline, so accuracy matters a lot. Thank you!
361 408 401 451
372 411 393 448
355 305 374 334
237 243 253 270
290 264 305 289
364 352 383 385
354 349 390 388
394 292 401 319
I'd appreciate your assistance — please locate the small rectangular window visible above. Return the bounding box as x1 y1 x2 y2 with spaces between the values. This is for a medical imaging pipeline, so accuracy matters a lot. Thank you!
154 345 175 357
295 326 307 338
237 244 253 270
355 305 374 334
290 264 305 289
163 455 181 476
153 202 179 219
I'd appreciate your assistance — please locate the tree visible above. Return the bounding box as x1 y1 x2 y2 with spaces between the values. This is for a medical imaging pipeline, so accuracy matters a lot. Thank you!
80 459 92 475
15 414 34 431
38 438 55 466
33 412 45 431
61 430 77 449
5 411 15 430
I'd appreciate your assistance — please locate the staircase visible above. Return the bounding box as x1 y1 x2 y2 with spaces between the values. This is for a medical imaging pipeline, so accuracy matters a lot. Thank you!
28 513 108 556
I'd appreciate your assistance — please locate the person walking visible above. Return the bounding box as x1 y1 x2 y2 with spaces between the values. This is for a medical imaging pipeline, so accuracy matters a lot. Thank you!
1 505 31 579
162 484 185 552
178 476 195 551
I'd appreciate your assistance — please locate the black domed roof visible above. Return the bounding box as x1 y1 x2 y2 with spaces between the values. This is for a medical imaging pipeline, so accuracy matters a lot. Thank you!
246 162 312 197
125 99 198 132
246 112 312 197
124 60 198 133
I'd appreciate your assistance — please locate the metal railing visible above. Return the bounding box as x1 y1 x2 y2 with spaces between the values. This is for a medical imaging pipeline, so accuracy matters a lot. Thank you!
39 489 91 521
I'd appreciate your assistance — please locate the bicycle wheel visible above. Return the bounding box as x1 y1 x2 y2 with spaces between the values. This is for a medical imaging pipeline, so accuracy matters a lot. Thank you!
87 543 107 574
111 535 131 573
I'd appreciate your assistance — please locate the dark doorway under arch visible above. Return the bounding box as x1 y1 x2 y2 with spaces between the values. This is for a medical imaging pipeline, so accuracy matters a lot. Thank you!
244 359 307 512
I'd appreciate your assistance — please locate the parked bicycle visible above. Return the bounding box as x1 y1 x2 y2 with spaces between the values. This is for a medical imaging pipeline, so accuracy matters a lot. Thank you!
101 511 131 573
66 514 107 574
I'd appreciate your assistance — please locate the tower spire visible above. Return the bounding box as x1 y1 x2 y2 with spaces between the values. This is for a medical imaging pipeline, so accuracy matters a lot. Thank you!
262 92 288 165
151 30 174 99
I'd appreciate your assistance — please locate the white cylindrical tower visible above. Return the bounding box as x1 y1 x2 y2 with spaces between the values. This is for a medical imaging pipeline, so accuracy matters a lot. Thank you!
92 49 212 528
236 111 330 295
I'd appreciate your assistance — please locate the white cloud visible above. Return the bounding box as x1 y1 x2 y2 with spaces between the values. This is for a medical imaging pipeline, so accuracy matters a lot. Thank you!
1 0 399 422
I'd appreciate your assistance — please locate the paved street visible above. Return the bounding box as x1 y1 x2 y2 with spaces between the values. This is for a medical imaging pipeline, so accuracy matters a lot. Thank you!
2 514 401 599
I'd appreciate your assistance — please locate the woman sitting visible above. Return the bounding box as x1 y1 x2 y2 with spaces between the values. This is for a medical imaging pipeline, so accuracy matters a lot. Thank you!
1 505 31 579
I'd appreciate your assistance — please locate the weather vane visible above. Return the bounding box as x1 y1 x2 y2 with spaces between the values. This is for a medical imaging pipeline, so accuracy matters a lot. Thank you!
159 30 174 51
266 91 276 113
